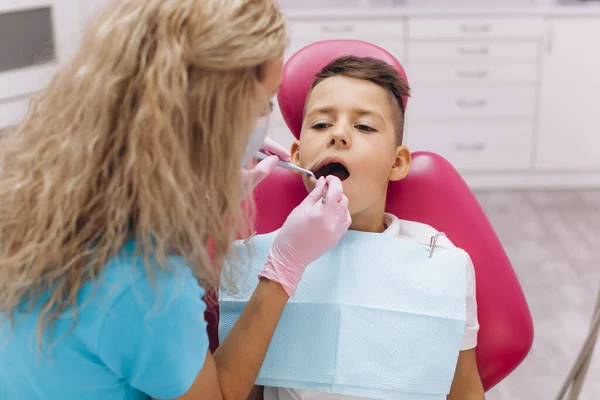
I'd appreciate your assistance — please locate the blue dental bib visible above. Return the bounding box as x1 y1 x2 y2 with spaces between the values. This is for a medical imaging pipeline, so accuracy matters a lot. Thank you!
219 229 468 399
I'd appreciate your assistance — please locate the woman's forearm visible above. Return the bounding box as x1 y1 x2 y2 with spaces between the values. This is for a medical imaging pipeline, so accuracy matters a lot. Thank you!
212 278 288 400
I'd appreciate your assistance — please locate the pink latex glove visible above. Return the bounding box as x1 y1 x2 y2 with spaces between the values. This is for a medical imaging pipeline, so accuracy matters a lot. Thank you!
241 137 291 199
258 175 352 297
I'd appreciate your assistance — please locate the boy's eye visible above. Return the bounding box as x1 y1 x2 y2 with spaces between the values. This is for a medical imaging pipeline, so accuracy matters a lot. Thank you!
356 124 376 132
311 123 330 130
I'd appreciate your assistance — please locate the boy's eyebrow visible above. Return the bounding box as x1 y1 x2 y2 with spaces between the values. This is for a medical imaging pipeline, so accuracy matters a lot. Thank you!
305 106 336 117
353 108 384 120
307 106 383 118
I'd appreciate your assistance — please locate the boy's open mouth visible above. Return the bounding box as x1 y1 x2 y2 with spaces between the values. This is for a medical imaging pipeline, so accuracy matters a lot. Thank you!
312 160 350 181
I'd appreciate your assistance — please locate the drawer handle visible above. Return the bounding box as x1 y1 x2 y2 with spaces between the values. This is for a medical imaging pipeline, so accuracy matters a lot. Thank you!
459 23 492 34
457 70 489 79
458 47 490 56
456 99 487 108
321 25 354 34
454 142 486 152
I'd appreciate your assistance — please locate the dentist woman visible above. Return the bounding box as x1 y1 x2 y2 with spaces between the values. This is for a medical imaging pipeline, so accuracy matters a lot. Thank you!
0 1 351 399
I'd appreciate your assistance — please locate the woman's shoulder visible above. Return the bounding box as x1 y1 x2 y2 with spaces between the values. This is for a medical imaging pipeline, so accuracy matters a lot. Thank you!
76 239 205 322
97 240 204 300
73 239 207 346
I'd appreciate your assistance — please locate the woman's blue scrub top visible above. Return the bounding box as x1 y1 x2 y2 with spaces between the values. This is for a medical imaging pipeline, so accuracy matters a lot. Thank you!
0 240 210 399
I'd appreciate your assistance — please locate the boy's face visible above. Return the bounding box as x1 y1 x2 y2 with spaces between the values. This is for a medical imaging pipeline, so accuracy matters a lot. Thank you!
291 76 411 220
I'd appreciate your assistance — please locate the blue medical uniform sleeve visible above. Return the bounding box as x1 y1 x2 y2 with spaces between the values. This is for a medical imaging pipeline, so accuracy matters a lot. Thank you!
96 263 209 399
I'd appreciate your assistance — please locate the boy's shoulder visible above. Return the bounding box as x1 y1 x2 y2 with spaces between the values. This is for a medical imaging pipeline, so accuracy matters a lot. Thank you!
385 214 475 271
384 213 458 250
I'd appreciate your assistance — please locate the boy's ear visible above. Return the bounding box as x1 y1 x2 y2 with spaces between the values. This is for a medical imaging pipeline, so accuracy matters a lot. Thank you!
388 145 411 181
290 140 301 167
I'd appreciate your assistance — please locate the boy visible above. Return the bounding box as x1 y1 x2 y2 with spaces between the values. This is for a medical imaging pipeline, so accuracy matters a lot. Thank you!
252 56 485 400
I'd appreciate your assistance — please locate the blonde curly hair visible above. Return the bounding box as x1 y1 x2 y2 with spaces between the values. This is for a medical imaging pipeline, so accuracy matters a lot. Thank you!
0 0 288 341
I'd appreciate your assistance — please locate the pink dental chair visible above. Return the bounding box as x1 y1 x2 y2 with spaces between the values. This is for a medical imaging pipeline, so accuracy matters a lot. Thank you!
206 40 534 392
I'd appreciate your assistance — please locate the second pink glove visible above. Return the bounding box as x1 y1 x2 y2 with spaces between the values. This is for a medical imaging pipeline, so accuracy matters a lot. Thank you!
258 175 352 297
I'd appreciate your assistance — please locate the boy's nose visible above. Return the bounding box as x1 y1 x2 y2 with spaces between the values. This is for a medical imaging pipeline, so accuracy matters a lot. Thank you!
327 126 351 148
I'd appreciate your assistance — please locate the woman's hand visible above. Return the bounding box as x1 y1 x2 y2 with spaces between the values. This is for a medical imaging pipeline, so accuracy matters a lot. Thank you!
241 137 291 199
259 137 291 162
259 175 352 297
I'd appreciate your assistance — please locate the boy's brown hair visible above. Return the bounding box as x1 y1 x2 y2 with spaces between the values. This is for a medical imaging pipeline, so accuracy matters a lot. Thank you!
307 55 410 145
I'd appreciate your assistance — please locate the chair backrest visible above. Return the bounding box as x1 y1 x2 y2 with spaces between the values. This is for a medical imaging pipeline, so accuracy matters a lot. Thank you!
208 39 534 392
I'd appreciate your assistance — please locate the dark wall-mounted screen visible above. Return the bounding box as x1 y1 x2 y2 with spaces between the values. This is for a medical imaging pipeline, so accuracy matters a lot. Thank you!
0 7 56 73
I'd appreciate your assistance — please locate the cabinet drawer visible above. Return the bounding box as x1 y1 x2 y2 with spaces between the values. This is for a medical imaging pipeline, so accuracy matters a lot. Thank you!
408 86 536 119
407 41 539 61
404 122 533 171
289 20 403 39
286 37 404 62
408 17 543 39
406 63 537 85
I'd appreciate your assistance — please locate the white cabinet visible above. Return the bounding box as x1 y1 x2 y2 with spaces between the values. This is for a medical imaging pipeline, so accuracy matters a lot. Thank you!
404 16 542 174
408 17 543 39
535 18 600 171
408 62 538 85
409 86 537 119
405 121 534 171
407 41 539 61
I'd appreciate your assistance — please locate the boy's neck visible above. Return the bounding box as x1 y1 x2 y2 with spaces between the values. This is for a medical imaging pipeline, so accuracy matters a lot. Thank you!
349 200 387 233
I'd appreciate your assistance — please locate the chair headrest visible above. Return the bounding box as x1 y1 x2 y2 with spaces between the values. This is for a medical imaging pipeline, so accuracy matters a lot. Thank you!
277 39 409 140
